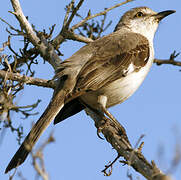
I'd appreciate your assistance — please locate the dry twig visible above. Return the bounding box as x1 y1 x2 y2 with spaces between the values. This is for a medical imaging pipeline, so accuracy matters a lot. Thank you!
154 51 181 67
71 0 133 30
0 70 56 89
32 133 55 180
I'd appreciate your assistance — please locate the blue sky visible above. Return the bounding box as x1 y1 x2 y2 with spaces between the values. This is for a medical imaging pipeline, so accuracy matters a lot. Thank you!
0 0 181 180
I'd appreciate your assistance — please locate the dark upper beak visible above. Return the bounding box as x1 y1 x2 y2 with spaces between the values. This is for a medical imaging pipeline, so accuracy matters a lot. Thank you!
155 10 176 21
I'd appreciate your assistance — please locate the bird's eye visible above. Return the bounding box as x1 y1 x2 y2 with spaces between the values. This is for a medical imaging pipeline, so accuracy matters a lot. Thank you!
135 12 144 18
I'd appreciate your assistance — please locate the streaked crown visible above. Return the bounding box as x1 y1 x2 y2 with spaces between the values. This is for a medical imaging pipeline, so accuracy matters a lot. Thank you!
115 7 175 42
115 7 158 41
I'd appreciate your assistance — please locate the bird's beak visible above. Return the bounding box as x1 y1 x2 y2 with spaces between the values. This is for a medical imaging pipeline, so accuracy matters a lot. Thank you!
155 10 176 21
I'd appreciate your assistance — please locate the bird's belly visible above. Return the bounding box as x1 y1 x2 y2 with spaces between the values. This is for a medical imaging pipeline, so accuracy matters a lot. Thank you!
101 71 147 107
80 59 153 109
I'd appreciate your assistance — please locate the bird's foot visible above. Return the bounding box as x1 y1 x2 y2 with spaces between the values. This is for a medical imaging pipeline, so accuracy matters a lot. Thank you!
95 118 108 140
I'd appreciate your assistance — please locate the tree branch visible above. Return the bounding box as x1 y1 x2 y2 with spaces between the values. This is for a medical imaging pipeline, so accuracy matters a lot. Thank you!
32 151 48 180
0 70 56 89
9 0 40 45
54 30 94 45
10 0 61 70
71 0 133 30
52 0 133 48
85 108 173 180
64 0 85 29
52 0 93 48
154 59 181 67
154 51 181 67
31 133 54 180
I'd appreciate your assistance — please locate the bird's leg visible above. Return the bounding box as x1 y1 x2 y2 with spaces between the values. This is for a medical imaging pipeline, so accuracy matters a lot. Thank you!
97 95 130 144
80 99 106 139
94 111 107 140
82 96 128 141
85 102 131 147
97 95 124 130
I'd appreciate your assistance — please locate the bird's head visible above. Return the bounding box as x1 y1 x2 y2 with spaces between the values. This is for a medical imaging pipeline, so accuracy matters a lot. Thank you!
115 7 175 41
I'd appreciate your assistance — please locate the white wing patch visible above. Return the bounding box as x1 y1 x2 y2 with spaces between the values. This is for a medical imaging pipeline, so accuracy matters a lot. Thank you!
123 63 135 75
127 63 135 73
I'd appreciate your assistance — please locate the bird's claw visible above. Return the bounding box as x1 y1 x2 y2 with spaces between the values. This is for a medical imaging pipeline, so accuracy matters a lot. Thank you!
97 128 104 140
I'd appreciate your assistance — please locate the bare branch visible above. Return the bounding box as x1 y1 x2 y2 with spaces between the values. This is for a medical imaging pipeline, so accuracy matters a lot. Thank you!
102 155 120 176
76 12 112 40
71 0 133 30
32 133 55 180
154 59 181 67
63 30 94 43
65 0 85 29
0 70 56 89
52 0 132 47
9 0 40 46
52 26 93 49
11 100 41 118
85 108 173 180
0 36 10 53
10 0 62 70
3 121 24 145
0 17 24 37
63 0 74 28
154 51 181 67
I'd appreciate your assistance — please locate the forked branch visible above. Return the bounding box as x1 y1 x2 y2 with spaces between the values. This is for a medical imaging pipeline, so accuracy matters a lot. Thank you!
10 0 61 70
0 70 55 89
154 51 181 67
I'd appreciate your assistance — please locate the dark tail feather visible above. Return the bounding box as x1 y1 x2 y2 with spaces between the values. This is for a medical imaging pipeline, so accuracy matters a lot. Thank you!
5 142 29 173
5 90 66 173
54 98 85 124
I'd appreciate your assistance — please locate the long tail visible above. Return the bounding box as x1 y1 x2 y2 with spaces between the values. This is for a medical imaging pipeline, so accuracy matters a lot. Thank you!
5 89 66 173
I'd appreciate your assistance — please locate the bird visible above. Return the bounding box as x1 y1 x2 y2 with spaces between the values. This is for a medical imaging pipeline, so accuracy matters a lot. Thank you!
5 7 175 173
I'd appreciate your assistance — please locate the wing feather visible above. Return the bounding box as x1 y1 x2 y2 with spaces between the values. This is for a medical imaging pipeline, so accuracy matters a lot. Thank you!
74 33 150 92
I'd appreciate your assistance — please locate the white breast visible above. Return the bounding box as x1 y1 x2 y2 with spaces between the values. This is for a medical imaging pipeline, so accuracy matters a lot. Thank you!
80 45 154 109
103 56 153 107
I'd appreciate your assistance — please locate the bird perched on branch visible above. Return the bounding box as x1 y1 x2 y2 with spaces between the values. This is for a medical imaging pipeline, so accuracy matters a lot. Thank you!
5 6 175 173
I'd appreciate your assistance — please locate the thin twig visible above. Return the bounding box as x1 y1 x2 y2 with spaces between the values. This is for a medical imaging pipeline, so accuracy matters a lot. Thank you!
10 0 40 46
154 59 181 67
10 0 62 70
102 155 120 176
0 70 56 89
71 0 133 30
63 0 74 27
65 0 84 29
32 133 54 180
154 51 181 67
0 17 22 35
52 0 132 47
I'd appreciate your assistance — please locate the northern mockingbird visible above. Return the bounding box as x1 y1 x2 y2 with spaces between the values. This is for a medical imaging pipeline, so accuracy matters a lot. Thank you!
5 7 175 173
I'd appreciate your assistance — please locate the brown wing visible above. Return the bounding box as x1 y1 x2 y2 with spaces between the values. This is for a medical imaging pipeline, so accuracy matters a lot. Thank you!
74 32 150 92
